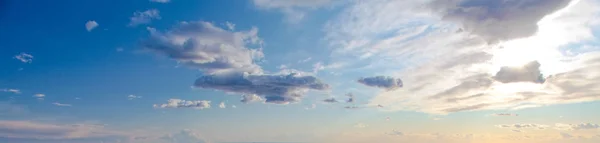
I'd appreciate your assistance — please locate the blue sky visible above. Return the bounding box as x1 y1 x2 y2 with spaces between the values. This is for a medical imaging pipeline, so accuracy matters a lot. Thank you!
1 0 600 143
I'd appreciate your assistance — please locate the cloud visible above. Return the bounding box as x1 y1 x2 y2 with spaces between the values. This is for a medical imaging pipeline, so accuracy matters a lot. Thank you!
150 0 169 3
386 130 403 136
52 102 72 107
218 102 226 108
159 129 209 143
85 21 98 32
560 132 573 139
511 129 523 132
142 21 263 74
252 0 336 22
496 124 549 130
429 0 571 43
493 61 545 83
240 94 263 103
305 104 316 110
128 95 142 100
345 93 354 103
153 99 211 109
491 113 519 117
128 9 161 26
353 123 368 128
1 89 20 94
555 123 600 130
225 21 235 31
322 98 338 103
298 57 312 63
0 120 120 139
194 72 329 104
357 76 403 90
33 94 45 100
14 53 33 63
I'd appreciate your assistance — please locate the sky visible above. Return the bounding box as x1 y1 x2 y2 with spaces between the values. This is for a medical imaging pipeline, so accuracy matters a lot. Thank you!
1 0 600 143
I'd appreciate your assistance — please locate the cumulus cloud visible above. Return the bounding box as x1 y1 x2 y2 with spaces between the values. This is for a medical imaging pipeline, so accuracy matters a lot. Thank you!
33 94 45 100
150 0 169 3
142 21 263 74
1 88 20 94
0 120 120 139
52 102 72 107
128 9 161 26
240 94 263 103
322 98 338 103
493 61 545 83
85 20 99 31
555 123 600 130
14 53 33 63
429 0 571 43
218 102 226 108
357 76 403 90
194 72 329 104
128 95 142 100
153 99 211 109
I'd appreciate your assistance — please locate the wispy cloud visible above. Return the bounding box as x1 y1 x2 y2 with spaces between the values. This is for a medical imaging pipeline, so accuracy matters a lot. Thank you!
128 95 142 100
353 123 368 128
555 123 600 130
128 9 161 26
251 0 338 23
149 0 169 3
14 53 33 63
218 102 226 108
322 98 338 103
33 94 45 100
1 89 20 94
52 102 72 107
0 120 121 139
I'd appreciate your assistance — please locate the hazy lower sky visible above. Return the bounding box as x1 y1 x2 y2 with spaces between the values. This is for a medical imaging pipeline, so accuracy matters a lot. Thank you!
1 0 599 143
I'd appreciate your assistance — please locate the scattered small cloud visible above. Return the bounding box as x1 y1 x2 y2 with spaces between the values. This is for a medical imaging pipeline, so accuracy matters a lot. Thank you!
344 106 361 109
14 53 33 63
218 102 226 108
128 95 142 100
231 105 237 108
511 129 523 132
150 0 170 3
128 9 161 26
225 21 235 30
33 94 45 100
354 123 368 128
432 117 443 121
560 132 573 139
305 104 316 110
357 76 403 90
298 57 312 63
85 20 99 32
52 102 72 107
386 129 403 136
322 98 338 103
345 93 354 103
555 123 600 130
385 117 390 121
240 94 264 103
491 113 519 117
1 89 20 94
496 124 549 130
153 99 211 109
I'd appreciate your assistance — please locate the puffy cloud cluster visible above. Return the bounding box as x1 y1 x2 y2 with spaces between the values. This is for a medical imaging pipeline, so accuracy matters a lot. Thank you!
493 61 545 83
85 20 99 32
240 94 263 103
429 0 572 43
194 72 329 104
357 76 403 90
153 99 211 109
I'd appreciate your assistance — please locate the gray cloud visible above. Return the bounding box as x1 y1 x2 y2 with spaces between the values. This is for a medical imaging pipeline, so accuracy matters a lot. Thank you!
128 9 161 26
194 72 329 104
357 76 403 90
240 94 263 103
153 99 211 109
345 93 354 103
430 0 571 43
491 113 519 117
494 61 545 83
555 123 600 130
142 21 263 74
322 98 338 103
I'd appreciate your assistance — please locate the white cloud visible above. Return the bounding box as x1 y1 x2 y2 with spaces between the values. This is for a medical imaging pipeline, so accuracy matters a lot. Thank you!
353 123 368 128
252 0 337 23
128 95 142 100
153 99 211 109
326 0 600 114
496 124 549 130
14 53 33 63
52 102 72 107
231 105 237 108
1 89 20 94
85 20 99 31
218 102 226 108
555 123 600 130
150 0 170 3
33 94 45 100
298 57 312 63
158 129 210 143
129 9 161 26
491 113 519 117
225 21 235 31
386 129 403 136
240 94 263 103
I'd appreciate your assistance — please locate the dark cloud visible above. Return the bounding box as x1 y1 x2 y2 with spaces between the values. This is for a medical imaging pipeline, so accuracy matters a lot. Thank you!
430 0 571 43
345 93 354 103
153 99 211 109
357 76 403 90
194 72 329 104
494 61 545 83
142 21 264 74
322 98 339 103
